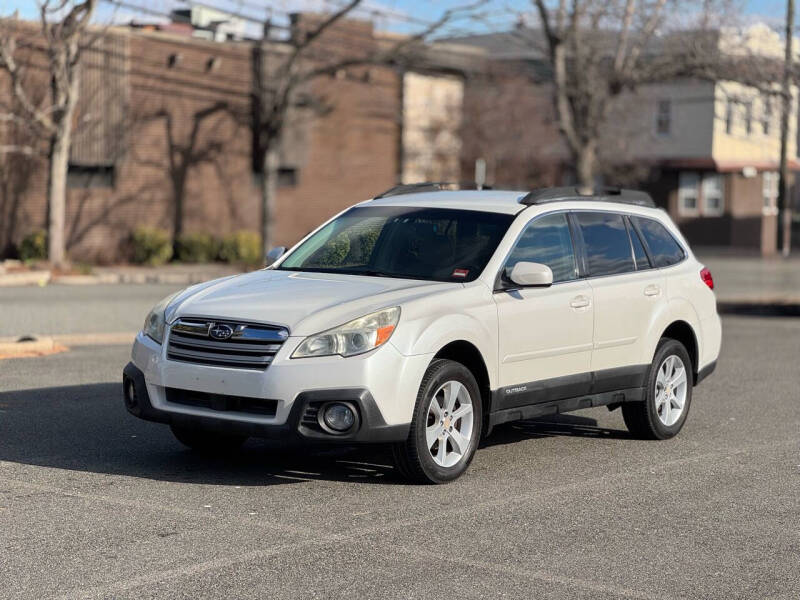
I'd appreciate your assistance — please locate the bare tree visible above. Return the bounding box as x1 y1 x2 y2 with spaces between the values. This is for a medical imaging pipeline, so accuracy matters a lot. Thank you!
0 0 97 266
460 62 567 188
252 1 481 260
528 0 727 190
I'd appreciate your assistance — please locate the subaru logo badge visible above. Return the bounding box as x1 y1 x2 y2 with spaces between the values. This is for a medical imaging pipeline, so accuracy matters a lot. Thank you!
209 323 234 340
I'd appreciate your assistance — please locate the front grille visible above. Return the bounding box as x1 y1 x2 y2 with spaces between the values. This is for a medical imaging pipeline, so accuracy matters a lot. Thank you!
165 387 277 417
166 318 288 370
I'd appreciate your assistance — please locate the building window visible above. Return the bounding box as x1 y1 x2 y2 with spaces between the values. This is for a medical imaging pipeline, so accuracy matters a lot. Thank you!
678 172 725 217
701 173 725 216
762 96 772 135
656 99 671 135
763 171 779 215
678 172 700 216
743 102 753 136
277 167 298 188
251 167 299 189
67 164 115 189
725 100 734 135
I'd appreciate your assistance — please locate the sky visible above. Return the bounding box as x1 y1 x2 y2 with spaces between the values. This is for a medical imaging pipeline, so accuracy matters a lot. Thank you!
2 0 790 33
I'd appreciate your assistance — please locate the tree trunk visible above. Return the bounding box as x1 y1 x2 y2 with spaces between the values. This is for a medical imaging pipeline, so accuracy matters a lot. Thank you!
575 142 597 192
47 50 81 268
172 169 185 246
260 145 279 263
47 122 71 267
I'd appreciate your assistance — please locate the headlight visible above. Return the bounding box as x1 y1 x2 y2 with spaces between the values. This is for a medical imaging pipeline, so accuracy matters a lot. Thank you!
291 307 400 358
143 292 181 344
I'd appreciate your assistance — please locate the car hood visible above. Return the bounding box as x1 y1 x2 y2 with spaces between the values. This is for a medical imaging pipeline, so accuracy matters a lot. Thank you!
170 269 455 336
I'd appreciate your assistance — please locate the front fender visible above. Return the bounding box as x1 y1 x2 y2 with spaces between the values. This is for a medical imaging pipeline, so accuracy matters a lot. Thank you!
389 285 498 389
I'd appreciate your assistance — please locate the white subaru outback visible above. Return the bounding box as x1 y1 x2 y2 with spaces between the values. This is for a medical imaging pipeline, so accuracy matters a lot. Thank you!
123 186 721 483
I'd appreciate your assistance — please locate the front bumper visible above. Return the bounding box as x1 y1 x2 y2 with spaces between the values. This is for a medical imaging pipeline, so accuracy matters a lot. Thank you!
123 362 408 442
124 331 430 443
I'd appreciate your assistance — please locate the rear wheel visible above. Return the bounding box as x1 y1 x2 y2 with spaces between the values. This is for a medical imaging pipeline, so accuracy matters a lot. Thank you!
393 359 482 484
622 338 693 440
170 425 247 454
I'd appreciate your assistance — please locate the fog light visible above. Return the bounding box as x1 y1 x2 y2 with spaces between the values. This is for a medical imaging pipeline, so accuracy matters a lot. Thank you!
323 403 355 432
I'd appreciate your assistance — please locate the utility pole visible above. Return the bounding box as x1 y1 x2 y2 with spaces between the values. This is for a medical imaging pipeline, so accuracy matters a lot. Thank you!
777 0 794 257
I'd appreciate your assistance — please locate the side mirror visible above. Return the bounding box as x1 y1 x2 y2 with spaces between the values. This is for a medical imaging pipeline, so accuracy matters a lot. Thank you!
508 261 553 288
265 246 286 266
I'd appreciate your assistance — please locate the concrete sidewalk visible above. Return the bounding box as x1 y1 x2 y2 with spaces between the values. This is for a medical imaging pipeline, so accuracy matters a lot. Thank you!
0 262 244 287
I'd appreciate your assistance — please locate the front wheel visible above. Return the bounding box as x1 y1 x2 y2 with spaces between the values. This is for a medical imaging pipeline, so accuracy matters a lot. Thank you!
392 359 482 484
170 425 247 454
622 338 693 440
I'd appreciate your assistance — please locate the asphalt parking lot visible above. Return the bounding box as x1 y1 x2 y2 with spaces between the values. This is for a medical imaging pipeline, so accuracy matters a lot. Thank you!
1 314 799 599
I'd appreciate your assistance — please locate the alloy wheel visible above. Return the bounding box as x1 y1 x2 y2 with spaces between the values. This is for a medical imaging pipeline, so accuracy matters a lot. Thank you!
426 380 474 468
655 354 688 427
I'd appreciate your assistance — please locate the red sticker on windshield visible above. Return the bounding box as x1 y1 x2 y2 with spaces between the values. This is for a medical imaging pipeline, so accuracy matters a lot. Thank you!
452 268 469 278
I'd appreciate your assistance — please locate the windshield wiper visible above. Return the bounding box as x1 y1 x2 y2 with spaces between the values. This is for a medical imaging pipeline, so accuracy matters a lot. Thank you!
358 270 392 277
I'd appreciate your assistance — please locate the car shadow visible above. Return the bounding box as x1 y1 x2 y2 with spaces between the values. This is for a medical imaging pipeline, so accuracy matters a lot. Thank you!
482 413 631 448
0 382 627 486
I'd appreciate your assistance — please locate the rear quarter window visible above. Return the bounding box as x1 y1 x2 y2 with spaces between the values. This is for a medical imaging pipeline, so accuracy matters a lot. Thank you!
632 216 686 267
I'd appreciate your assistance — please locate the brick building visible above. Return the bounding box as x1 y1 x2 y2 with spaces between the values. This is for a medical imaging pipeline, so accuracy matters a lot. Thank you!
0 18 408 262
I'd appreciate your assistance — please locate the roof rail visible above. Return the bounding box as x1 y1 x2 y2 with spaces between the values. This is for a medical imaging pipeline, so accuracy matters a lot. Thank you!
374 182 450 198
519 186 655 208
373 182 493 199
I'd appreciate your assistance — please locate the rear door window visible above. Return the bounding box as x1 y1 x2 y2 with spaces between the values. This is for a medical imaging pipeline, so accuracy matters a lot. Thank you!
631 217 686 267
575 212 635 277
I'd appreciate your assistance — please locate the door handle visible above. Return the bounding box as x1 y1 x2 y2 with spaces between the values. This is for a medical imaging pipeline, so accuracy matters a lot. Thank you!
644 284 661 297
570 295 591 309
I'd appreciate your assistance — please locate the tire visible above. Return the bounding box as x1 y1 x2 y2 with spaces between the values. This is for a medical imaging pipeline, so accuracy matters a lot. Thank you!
622 338 694 440
170 425 247 454
392 359 483 484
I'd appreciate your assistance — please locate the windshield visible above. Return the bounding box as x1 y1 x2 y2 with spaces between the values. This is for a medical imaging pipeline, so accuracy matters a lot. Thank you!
277 206 514 282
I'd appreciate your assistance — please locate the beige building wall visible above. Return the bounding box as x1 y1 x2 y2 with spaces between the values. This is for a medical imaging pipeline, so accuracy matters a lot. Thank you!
402 72 464 183
711 80 798 166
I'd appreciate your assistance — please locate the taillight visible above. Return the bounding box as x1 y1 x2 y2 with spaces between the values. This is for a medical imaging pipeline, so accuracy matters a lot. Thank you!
700 267 714 290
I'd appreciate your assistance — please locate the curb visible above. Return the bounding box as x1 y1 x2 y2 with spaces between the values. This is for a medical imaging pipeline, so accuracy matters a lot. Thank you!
50 270 240 286
0 332 136 359
0 270 51 287
0 264 243 287
0 336 56 355
0 336 66 359
52 332 137 346
717 301 800 317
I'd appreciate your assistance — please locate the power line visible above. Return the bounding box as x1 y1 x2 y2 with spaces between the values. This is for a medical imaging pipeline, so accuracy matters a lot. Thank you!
101 0 485 51
100 0 481 76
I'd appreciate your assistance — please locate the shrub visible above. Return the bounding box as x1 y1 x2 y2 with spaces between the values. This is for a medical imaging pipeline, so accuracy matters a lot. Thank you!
175 232 219 263
219 231 262 265
358 227 380 261
314 232 350 266
131 227 172 266
19 230 48 262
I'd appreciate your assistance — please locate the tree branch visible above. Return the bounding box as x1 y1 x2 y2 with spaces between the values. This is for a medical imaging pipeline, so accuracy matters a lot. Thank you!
620 0 667 77
0 27 56 133
613 0 636 72
292 0 362 53
532 0 580 153
297 0 488 83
